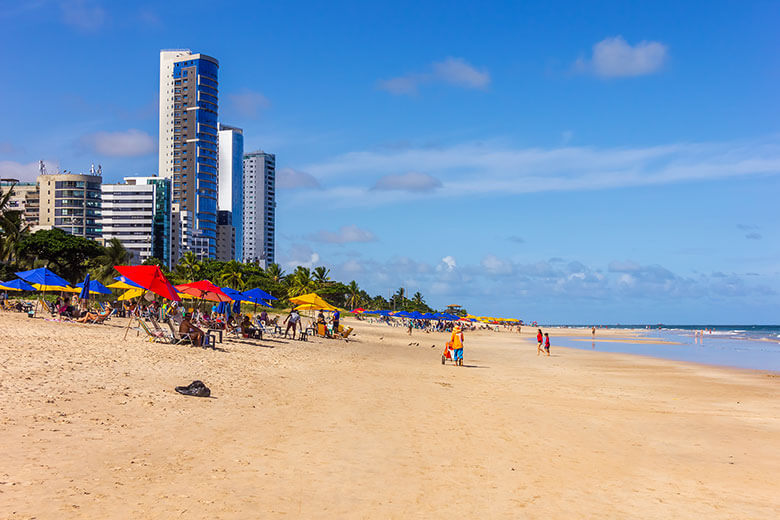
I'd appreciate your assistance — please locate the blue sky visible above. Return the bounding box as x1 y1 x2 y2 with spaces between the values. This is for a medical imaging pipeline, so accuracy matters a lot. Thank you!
1 0 779 323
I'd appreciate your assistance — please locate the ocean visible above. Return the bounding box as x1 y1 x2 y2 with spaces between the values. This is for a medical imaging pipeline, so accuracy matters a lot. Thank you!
551 325 780 372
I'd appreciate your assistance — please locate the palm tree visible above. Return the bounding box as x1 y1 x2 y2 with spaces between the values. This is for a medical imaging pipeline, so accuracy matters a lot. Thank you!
346 280 362 309
219 261 245 289
287 266 316 297
94 238 132 282
392 287 406 310
313 266 331 287
265 263 286 284
0 210 29 263
411 291 425 308
178 251 202 282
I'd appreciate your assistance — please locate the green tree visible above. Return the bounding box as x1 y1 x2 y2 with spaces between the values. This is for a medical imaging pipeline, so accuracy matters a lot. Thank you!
93 238 132 282
313 266 331 287
265 263 286 284
287 266 316 297
346 280 362 309
219 260 245 289
177 251 202 282
16 228 104 283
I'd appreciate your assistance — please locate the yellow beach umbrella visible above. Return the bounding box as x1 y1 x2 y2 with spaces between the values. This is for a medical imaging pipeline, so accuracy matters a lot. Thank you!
32 283 79 292
107 280 138 290
118 288 144 301
289 292 337 311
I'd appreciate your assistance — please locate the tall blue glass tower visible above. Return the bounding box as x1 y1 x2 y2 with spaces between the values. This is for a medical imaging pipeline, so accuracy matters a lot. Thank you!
159 50 219 262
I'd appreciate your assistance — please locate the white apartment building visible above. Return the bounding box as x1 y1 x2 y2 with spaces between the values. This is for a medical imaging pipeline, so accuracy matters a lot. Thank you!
217 123 243 260
242 151 275 267
100 177 171 265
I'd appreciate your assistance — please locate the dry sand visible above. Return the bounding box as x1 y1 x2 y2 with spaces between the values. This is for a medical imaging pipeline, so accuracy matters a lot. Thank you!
1 312 778 519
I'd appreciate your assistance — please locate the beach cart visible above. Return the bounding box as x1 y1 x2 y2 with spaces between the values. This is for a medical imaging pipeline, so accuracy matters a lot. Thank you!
441 340 454 365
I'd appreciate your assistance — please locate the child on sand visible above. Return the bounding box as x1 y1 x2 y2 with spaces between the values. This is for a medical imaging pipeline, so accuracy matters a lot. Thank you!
544 333 550 356
451 325 464 366
536 329 544 356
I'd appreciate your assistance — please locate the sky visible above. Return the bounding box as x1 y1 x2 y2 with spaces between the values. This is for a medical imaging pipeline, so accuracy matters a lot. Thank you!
1 0 779 323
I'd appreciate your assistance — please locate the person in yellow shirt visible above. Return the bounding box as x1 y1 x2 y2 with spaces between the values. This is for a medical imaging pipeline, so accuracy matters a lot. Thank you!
451 325 464 366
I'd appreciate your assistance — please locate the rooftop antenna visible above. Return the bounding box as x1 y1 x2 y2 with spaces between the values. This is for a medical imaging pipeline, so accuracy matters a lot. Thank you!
39 160 47 175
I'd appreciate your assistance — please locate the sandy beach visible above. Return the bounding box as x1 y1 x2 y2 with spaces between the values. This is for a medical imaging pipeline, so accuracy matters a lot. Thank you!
1 312 778 519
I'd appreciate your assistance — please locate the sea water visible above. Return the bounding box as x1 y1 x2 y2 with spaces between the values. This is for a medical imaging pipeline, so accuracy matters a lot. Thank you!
551 325 780 372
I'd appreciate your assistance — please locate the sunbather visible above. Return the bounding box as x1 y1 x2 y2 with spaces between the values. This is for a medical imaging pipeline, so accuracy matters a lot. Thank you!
75 308 111 323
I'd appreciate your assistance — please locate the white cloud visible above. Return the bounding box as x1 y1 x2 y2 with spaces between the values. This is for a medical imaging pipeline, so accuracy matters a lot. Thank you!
0 160 59 182
277 167 321 190
577 36 668 77
226 89 270 119
372 172 442 192
280 244 320 270
309 225 377 244
378 57 490 95
60 0 107 31
288 136 780 208
481 254 513 275
438 256 457 272
81 129 155 157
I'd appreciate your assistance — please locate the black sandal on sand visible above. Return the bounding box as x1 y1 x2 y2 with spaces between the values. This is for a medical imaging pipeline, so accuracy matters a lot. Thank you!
175 380 211 397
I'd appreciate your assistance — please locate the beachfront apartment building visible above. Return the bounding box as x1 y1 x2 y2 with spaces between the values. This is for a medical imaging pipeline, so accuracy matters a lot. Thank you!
159 49 220 263
0 179 39 227
100 177 171 266
217 123 244 261
216 210 236 261
37 169 102 240
242 151 276 267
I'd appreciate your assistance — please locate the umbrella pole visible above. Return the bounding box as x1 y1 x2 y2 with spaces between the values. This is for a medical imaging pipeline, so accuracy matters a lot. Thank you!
123 291 144 340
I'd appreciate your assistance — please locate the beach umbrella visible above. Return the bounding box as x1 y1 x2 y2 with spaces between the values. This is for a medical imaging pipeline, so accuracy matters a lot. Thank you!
118 288 144 301
220 286 247 302
78 273 92 301
0 279 36 291
76 280 112 295
109 276 143 289
289 292 337 311
232 300 241 314
350 308 365 314
175 280 231 302
114 265 180 302
16 267 71 291
243 287 276 301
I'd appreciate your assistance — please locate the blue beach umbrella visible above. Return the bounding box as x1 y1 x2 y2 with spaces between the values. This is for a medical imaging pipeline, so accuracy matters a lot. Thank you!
242 287 277 301
232 300 241 314
16 267 70 289
76 280 111 295
79 273 92 301
220 286 247 302
113 275 144 289
0 279 36 291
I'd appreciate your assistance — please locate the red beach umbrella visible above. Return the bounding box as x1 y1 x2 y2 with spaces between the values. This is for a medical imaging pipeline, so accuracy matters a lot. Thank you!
114 265 181 302
175 280 231 302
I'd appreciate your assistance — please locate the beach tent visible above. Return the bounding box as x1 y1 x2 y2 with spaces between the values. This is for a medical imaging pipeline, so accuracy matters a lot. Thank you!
114 265 180 302
175 280 231 302
0 279 35 291
289 292 337 311
76 279 111 295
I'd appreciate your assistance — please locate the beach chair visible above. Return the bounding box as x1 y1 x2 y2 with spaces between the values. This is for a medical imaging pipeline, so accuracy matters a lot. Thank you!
149 315 175 342
137 318 169 343
88 308 114 324
166 319 194 346
337 326 353 342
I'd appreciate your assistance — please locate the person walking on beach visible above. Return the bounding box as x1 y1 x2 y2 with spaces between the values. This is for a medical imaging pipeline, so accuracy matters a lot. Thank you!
537 329 544 356
544 333 550 356
592 326 596 338
284 309 301 339
451 324 464 366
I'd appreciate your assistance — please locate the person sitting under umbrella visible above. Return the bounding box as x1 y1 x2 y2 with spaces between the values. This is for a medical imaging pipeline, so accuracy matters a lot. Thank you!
180 312 205 347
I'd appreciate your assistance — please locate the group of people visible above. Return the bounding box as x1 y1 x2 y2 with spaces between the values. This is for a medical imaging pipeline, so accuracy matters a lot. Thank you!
536 328 551 356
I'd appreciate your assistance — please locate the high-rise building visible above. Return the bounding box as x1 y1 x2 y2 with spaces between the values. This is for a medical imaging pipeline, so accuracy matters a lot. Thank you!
0 179 39 228
159 49 219 263
37 167 102 239
100 177 171 266
217 123 243 260
215 210 235 262
242 151 276 267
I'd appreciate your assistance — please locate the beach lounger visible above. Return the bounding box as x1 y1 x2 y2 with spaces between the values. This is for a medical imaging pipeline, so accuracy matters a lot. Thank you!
137 318 170 343
149 315 175 342
87 308 114 324
167 319 193 346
